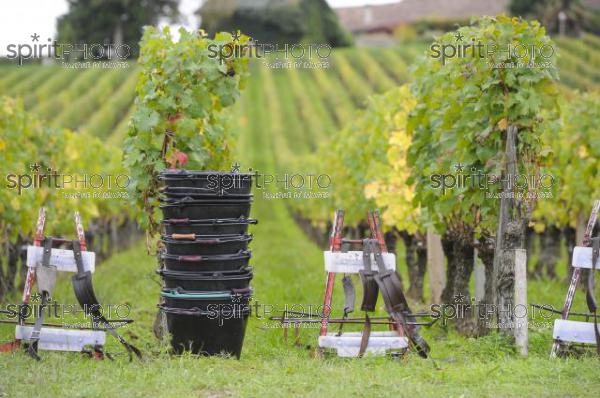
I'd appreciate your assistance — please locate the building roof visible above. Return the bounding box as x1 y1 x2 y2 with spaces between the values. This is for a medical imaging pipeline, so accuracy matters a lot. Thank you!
335 0 510 33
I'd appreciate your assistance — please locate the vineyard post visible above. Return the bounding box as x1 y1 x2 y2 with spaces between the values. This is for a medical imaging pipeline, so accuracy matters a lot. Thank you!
514 248 528 356
474 248 485 303
426 228 445 303
571 212 588 281
494 125 527 337
576 211 587 251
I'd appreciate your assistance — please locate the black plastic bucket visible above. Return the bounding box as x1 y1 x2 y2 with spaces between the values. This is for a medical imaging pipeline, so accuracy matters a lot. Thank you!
157 267 253 291
159 288 252 358
159 170 253 195
160 199 252 220
160 250 251 272
162 217 257 235
161 234 252 255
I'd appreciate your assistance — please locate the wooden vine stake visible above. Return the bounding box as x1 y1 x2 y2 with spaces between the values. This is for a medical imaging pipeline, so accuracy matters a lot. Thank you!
514 248 528 356
493 125 528 352
426 228 445 304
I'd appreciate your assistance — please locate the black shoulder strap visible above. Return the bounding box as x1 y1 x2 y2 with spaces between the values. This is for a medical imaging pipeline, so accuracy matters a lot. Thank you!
359 239 379 312
342 276 355 316
336 275 356 337
357 313 371 358
71 240 142 360
587 237 600 356
370 239 430 358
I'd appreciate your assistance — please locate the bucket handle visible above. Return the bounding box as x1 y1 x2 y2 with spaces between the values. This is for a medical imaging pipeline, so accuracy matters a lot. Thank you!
178 255 203 262
159 186 220 193
171 233 196 240
157 305 212 317
165 218 190 224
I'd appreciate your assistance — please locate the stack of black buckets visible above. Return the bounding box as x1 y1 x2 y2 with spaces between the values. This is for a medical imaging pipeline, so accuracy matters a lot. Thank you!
157 170 255 358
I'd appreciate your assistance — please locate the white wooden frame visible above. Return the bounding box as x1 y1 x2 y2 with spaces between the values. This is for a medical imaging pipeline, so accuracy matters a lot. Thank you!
16 326 105 351
553 320 598 345
551 247 599 345
323 251 396 273
26 245 95 273
572 246 600 269
318 332 408 357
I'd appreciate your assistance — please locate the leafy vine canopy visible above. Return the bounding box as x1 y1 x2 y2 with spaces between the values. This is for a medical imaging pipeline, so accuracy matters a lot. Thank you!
408 16 560 236
124 27 250 232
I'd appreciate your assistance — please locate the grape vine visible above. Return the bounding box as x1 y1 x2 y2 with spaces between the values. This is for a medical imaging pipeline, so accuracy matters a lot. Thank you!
123 27 250 234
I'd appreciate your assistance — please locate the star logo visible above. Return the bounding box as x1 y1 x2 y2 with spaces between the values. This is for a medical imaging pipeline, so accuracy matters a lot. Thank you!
454 31 464 42
453 293 466 303
30 163 41 173
231 31 241 42
454 163 464 173
31 292 42 302
31 33 40 42
231 162 241 173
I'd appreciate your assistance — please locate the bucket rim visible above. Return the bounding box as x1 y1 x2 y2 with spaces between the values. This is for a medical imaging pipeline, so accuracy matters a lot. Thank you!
161 217 257 226
156 267 253 279
159 169 254 179
160 249 252 261
161 287 253 299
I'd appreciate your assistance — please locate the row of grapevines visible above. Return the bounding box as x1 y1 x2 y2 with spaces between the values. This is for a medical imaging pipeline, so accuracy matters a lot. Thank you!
556 39 600 83
395 43 424 62
534 91 600 229
257 66 294 166
367 48 410 83
582 33 600 50
270 70 312 156
346 50 395 93
309 67 355 127
408 16 560 237
557 38 600 68
282 65 342 226
23 69 84 109
363 85 421 234
331 51 373 106
52 68 132 130
299 69 341 133
285 67 336 145
0 96 130 243
5 67 57 99
0 67 33 92
107 103 135 145
123 27 249 234
81 69 138 138
558 69 598 91
33 68 104 120
308 87 399 226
